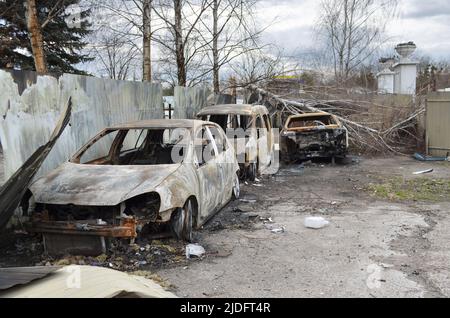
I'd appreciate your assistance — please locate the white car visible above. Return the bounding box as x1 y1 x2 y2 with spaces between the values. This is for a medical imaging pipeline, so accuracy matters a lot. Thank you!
197 104 275 181
26 120 240 254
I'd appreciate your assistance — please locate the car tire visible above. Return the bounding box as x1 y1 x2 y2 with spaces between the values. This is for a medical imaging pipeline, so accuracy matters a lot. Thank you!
170 200 193 242
248 162 258 182
232 174 240 200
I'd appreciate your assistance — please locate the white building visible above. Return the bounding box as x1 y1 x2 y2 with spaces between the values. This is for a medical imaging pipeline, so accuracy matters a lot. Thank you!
377 42 419 95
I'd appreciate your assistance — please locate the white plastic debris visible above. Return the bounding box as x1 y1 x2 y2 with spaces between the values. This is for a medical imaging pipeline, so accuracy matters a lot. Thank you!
97 219 107 226
413 169 434 175
186 244 206 259
304 217 330 229
271 226 286 234
260 217 274 224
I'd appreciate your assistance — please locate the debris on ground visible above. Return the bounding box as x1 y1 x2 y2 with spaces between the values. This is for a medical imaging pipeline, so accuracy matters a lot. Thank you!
186 244 206 259
413 169 434 175
270 227 286 234
260 217 274 224
240 198 257 204
414 153 449 162
304 217 330 229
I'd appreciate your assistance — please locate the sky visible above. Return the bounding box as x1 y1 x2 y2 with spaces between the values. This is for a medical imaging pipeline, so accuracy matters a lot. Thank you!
257 0 450 62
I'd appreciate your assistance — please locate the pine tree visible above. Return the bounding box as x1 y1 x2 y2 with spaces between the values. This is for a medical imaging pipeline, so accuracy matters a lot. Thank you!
0 0 92 74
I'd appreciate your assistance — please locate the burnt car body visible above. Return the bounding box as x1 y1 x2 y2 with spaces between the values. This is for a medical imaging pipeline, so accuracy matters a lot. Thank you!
26 120 240 255
281 113 348 163
197 104 275 181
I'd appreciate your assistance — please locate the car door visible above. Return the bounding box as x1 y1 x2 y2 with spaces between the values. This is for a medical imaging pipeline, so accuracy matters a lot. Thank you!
256 114 269 169
209 124 235 205
194 126 223 223
263 113 275 162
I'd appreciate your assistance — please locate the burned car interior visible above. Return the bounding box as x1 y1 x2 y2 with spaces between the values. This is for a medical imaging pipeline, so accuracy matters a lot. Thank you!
74 128 190 166
199 114 254 131
282 113 348 163
287 114 339 130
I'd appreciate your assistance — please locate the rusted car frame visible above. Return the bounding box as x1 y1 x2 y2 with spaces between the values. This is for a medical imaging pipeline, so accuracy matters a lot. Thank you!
197 104 275 181
281 113 348 163
26 120 240 254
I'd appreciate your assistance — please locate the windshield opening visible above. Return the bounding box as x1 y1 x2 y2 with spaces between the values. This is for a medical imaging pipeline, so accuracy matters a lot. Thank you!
73 128 191 166
288 115 336 129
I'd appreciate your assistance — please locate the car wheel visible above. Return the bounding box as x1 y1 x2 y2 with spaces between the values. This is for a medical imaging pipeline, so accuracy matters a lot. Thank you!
247 162 257 182
232 174 240 199
182 200 193 242
170 200 193 242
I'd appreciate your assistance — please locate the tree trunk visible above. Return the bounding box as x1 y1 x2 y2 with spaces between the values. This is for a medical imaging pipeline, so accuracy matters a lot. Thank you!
174 0 186 86
142 0 152 82
26 0 48 74
212 0 220 94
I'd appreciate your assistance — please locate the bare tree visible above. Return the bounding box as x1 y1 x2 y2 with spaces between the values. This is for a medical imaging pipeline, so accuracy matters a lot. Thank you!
92 33 140 80
229 47 293 88
202 0 264 93
91 0 160 81
318 0 398 84
152 0 213 87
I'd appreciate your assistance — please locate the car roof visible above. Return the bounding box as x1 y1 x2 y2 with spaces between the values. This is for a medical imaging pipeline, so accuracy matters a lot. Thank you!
107 119 212 130
287 112 333 119
197 104 268 116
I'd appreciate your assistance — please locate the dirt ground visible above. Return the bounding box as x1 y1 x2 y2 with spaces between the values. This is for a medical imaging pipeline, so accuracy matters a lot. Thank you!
1 155 450 298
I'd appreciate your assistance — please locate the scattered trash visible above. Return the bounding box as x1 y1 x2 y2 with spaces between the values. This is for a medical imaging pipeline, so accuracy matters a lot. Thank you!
240 198 257 204
414 153 448 162
331 201 338 206
260 216 274 224
304 217 330 229
271 227 286 234
97 219 107 226
255 178 261 183
252 184 263 187
186 244 206 259
75 223 90 231
413 169 434 175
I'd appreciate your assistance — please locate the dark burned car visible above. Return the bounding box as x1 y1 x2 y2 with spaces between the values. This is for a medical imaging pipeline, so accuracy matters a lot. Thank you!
25 120 240 255
281 113 348 163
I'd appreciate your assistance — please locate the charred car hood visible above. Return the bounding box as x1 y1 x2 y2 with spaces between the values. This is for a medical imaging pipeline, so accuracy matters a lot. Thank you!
30 162 181 206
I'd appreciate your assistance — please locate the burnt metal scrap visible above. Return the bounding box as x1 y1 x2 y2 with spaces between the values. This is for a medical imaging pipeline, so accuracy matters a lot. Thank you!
0 98 72 230
281 113 348 162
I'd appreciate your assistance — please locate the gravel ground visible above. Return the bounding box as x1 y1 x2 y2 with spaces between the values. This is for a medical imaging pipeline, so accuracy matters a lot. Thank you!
1 155 450 298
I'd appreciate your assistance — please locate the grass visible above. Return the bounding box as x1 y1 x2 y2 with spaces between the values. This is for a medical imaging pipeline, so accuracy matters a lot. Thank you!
367 176 450 202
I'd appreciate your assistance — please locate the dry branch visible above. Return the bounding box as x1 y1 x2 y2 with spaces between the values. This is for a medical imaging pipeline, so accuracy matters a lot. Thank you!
247 84 425 155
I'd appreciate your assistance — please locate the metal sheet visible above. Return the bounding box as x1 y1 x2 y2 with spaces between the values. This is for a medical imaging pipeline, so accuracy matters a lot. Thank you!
0 266 61 290
0 99 72 229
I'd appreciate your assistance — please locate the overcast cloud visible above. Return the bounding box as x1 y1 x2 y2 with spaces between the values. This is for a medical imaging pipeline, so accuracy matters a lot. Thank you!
257 0 450 61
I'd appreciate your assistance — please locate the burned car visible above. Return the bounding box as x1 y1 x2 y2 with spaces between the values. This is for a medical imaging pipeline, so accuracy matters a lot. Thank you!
25 120 240 255
281 113 348 163
197 104 275 181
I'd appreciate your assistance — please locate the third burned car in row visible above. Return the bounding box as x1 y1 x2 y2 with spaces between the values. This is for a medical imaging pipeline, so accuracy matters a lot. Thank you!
24 120 240 255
